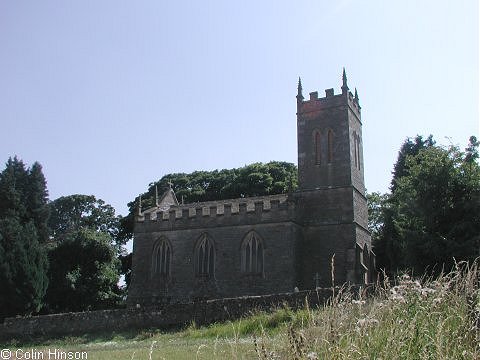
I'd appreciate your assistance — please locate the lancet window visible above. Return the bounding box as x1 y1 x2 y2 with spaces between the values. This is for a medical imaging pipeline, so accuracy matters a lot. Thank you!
328 129 334 163
356 134 361 170
241 231 264 274
354 131 358 168
314 130 321 165
195 233 215 277
152 238 171 277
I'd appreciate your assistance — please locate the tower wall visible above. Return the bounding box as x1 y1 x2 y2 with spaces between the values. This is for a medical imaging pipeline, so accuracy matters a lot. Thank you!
295 74 371 288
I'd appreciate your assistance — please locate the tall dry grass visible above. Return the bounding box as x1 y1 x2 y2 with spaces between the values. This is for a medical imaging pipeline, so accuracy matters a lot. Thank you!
253 260 480 359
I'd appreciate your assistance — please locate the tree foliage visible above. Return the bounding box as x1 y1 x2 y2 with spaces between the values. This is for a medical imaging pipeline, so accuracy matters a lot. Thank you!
374 136 480 275
120 161 298 240
0 157 49 319
366 192 388 242
390 135 435 193
45 194 123 312
0 218 49 319
45 228 121 313
48 194 124 247
0 157 50 243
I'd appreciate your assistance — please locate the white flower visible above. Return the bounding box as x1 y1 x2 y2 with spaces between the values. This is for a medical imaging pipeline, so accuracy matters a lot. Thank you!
352 300 366 305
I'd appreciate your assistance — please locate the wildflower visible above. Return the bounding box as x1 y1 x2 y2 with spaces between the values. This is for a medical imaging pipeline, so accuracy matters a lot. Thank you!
352 300 366 305
306 352 319 360
390 294 406 303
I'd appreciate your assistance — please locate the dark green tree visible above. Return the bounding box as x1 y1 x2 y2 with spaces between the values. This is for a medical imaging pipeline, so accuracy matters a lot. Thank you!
45 194 123 312
48 194 124 247
393 143 480 274
0 157 29 219
119 161 298 241
0 157 49 319
0 218 49 319
390 135 435 193
373 136 436 273
45 228 121 312
25 162 50 243
366 192 388 242
374 136 480 275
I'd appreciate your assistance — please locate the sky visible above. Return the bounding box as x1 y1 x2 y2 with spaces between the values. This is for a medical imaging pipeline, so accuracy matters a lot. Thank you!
1 1 478 218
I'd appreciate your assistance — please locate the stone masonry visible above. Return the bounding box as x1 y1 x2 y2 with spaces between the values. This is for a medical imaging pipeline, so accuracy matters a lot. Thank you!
127 70 374 307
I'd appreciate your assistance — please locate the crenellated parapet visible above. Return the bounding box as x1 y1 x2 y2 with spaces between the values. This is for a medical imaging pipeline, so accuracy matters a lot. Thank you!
297 69 361 121
135 194 295 231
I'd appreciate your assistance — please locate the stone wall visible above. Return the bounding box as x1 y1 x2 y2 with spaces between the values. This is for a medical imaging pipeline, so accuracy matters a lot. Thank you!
137 194 292 229
129 193 298 306
0 289 333 341
128 221 300 306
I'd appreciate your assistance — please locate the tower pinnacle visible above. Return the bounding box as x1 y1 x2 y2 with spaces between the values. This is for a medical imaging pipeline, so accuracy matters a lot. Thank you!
354 87 359 102
341 67 349 94
297 77 304 101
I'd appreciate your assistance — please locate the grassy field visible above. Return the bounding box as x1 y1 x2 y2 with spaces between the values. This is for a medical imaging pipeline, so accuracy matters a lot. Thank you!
2 261 479 359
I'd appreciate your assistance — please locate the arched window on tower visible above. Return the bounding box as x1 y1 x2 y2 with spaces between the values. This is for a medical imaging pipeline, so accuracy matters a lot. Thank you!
314 130 321 165
328 130 334 163
356 134 361 170
353 131 358 168
195 233 215 278
152 238 172 277
241 231 264 274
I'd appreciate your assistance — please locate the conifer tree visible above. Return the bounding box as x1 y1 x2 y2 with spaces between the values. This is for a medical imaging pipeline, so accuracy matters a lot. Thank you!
26 162 50 243
0 157 49 319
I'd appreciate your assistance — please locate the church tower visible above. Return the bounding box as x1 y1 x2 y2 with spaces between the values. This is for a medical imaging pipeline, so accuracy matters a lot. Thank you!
295 70 372 288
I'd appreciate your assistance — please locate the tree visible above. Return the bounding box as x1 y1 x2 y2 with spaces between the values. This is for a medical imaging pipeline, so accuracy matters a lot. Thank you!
367 192 388 242
0 157 49 319
393 143 480 274
25 162 50 244
373 136 436 273
390 135 435 193
119 161 298 241
48 194 124 247
0 218 48 319
45 228 121 312
45 195 123 312
374 136 480 275
0 157 50 242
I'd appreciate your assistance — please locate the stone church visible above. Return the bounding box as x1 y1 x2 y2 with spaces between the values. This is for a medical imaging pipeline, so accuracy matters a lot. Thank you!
128 70 374 306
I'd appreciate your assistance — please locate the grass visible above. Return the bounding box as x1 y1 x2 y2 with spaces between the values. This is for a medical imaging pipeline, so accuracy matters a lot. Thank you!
2 260 479 359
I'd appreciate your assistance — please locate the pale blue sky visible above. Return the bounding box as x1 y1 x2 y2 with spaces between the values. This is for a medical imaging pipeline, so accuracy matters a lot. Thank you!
1 1 478 217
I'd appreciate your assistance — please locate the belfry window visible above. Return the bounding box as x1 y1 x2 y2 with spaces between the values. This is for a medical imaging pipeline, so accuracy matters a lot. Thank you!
314 131 321 165
241 232 264 274
152 238 171 277
354 132 358 168
328 130 334 163
195 234 215 277
356 134 361 170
